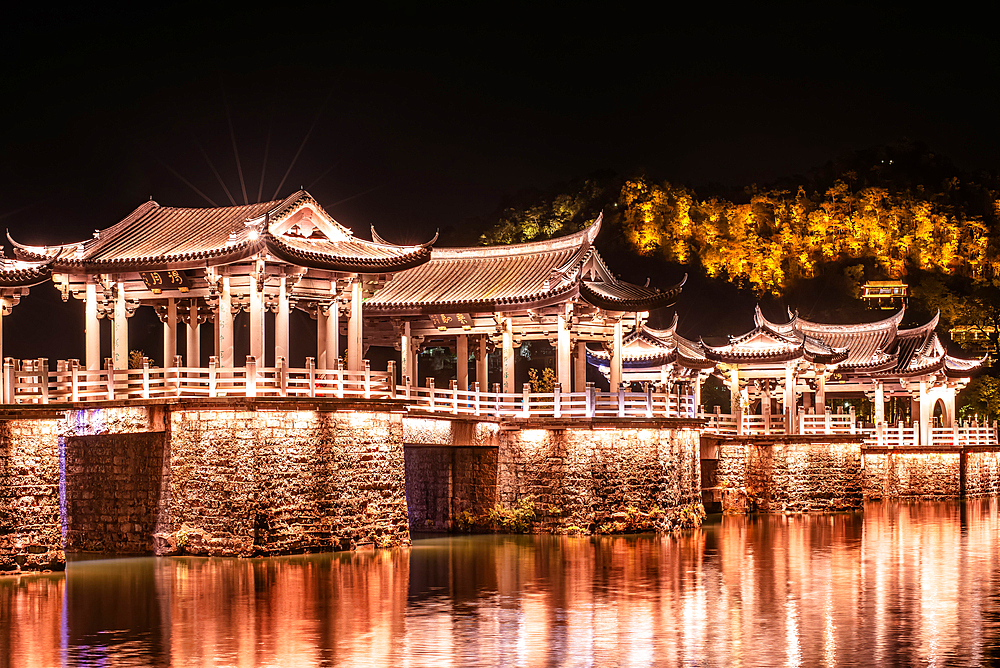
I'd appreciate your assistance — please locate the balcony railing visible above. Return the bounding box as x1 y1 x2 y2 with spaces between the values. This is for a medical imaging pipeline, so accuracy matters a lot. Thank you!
2 357 997 445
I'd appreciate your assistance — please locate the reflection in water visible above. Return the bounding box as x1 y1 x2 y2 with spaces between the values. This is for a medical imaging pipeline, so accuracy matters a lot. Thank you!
3 500 1000 667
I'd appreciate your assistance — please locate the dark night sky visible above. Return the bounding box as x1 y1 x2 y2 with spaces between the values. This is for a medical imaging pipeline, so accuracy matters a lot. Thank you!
1 6 998 357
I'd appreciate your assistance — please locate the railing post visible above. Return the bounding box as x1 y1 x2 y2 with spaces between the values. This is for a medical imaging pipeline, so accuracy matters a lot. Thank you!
912 420 919 447
70 359 80 402
104 358 114 400
3 358 13 404
586 382 595 418
387 360 396 398
493 382 501 417
876 421 883 448
364 359 371 399
849 406 856 434
306 357 316 397
953 423 960 448
798 407 805 434
645 383 653 418
617 383 625 418
404 376 412 400
142 357 150 400
37 358 49 404
428 378 436 412
209 356 218 398
173 355 183 397
277 357 287 397
824 407 832 433
450 379 459 414
473 381 481 416
522 383 531 418
553 383 561 418
337 358 345 399
246 355 257 398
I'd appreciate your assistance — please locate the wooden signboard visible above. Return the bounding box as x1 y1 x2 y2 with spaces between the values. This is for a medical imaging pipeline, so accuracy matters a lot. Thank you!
139 270 190 294
429 313 474 330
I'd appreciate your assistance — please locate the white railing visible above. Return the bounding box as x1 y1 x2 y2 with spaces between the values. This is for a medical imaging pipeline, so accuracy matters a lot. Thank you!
5 356 999 445
862 421 999 448
395 379 698 419
2 356 392 403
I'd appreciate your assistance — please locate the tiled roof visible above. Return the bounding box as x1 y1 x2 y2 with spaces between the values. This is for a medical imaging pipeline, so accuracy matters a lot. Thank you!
367 215 684 313
9 190 432 273
587 316 714 369
0 257 52 287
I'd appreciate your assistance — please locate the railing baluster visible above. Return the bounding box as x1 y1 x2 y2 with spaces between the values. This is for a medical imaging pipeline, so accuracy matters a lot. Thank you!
553 383 561 418
473 381 481 416
428 378 435 412
522 383 530 418
337 358 345 398
387 360 396 399
246 356 257 398
364 359 371 399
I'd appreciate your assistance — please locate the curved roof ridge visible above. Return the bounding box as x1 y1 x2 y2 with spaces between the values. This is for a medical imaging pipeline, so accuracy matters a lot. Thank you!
753 304 798 333
431 214 602 260
795 307 906 334
641 313 679 338
897 311 940 339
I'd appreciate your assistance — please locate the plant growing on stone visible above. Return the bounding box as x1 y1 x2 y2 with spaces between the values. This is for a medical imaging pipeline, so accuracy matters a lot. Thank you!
485 496 537 533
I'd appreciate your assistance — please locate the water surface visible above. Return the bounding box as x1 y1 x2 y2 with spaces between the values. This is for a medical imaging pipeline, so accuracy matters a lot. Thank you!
3 500 1000 667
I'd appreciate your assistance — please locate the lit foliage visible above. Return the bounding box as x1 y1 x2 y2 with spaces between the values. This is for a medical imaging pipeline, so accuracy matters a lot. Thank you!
958 376 1000 422
620 178 991 294
480 180 607 245
528 367 556 393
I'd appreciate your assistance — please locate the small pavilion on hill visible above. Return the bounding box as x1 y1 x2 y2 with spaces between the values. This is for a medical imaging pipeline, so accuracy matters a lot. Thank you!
363 214 685 392
594 305 987 437
7 190 434 373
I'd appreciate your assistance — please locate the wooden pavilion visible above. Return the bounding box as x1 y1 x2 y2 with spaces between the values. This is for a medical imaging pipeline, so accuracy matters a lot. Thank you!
3 193 683 392
599 305 987 438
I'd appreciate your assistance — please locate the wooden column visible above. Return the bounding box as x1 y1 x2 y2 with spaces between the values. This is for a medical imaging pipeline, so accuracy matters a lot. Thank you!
275 274 289 365
250 258 265 364
557 313 571 391
815 365 827 413
874 380 885 424
694 372 703 412
85 281 100 371
327 293 339 366
218 276 234 368
186 300 200 367
456 334 469 391
783 362 796 434
729 366 741 433
477 334 489 388
347 276 364 372
316 305 328 368
609 319 623 390
918 381 931 445
113 280 128 370
163 297 177 368
400 320 412 384
574 340 587 392
502 316 515 393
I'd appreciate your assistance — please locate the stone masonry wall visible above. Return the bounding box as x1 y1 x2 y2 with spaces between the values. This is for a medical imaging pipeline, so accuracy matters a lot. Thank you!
496 422 703 532
404 446 498 531
0 417 63 571
63 432 166 554
160 406 409 556
712 437 864 512
966 450 1000 497
862 450 962 499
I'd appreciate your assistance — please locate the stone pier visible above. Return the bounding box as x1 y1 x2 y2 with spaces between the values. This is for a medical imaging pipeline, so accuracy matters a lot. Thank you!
0 401 706 571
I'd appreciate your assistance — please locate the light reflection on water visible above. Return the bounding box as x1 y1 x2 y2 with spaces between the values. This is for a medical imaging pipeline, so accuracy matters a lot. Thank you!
3 500 1000 667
